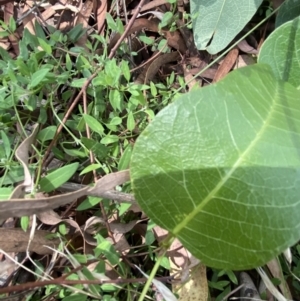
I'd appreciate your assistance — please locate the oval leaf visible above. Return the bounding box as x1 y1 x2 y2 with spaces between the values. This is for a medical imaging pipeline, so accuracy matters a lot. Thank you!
258 16 300 88
40 162 79 193
83 114 104 135
130 64 300 270
275 0 300 28
191 0 262 54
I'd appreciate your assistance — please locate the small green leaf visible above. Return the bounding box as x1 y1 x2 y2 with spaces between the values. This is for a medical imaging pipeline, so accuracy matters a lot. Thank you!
9 17 16 32
62 294 87 301
0 187 13 200
138 33 154 45
59 224 67 235
34 21 46 40
62 147 86 158
150 82 157 97
73 254 87 264
118 144 133 170
29 69 50 88
37 126 57 143
160 256 170 270
83 114 104 135
109 90 123 111
109 116 122 126
66 53 72 71
70 78 87 88
20 216 29 232
38 37 52 54
159 11 173 28
95 240 119 265
1 130 11 158
100 135 119 145
76 196 102 211
106 13 118 31
80 163 102 175
67 24 85 42
120 60 130 81
40 162 79 193
127 111 135 131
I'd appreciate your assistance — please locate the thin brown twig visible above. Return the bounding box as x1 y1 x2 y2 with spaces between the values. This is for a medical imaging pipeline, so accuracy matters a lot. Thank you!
130 43 167 73
108 0 148 59
0 276 174 295
42 0 147 168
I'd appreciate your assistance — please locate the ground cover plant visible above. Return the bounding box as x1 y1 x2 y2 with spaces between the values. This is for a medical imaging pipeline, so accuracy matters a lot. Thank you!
0 0 300 300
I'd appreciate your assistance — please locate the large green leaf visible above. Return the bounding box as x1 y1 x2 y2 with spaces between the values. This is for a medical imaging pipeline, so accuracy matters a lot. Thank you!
191 0 262 54
130 64 300 270
275 0 300 28
258 16 300 88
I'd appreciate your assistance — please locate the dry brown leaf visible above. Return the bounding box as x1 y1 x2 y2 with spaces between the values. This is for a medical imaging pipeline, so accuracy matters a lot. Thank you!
75 0 93 48
110 220 138 234
213 48 239 83
41 6 57 21
94 0 107 33
21 2 36 35
1 186 89 220
237 39 259 54
15 124 39 188
235 54 256 69
1 170 130 220
182 63 200 90
37 209 63 225
56 0 79 32
88 170 130 196
135 52 180 84
9 124 39 201
239 272 261 301
113 234 131 253
4 2 20 55
176 263 208 301
266 258 292 300
0 228 60 255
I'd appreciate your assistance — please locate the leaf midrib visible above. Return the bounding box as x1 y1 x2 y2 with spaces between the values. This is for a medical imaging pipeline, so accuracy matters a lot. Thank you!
172 95 276 236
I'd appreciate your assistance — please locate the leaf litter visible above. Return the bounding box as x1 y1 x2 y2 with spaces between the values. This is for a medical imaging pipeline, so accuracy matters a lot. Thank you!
0 0 289 300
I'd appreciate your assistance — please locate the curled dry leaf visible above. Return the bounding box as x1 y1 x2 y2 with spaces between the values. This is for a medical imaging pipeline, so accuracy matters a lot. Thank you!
213 48 239 83
94 0 107 33
0 228 60 255
239 272 261 301
235 54 256 68
1 170 130 220
2 186 90 220
75 0 94 48
135 52 180 84
237 39 259 54
88 170 130 196
12 124 39 197
266 258 292 300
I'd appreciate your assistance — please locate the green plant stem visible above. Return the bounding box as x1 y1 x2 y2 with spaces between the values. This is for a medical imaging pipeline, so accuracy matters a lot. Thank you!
137 249 167 301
